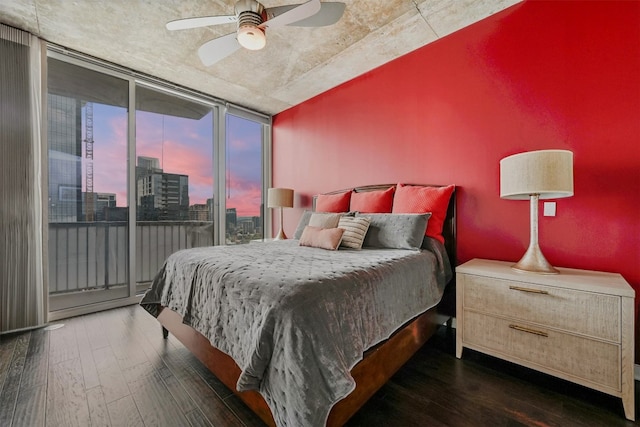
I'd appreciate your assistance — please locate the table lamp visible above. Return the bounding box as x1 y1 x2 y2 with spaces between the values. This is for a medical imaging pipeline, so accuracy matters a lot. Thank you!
500 149 574 274
267 187 294 240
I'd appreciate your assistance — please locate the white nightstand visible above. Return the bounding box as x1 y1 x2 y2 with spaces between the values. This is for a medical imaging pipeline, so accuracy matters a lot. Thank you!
456 258 635 421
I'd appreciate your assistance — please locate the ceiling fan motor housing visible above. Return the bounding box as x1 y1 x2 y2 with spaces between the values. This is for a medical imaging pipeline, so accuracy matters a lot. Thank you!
235 0 267 50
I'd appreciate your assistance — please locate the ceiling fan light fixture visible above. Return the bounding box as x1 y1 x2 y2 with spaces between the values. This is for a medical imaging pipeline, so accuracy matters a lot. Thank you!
237 25 266 50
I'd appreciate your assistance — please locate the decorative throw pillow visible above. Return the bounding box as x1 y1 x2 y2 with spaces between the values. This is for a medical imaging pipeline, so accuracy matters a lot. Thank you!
298 226 344 251
293 210 314 239
315 191 352 213
392 184 454 244
350 187 395 213
358 213 431 250
338 216 371 249
308 212 342 229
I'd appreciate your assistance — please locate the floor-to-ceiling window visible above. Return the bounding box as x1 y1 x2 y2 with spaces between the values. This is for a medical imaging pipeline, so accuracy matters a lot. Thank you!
225 113 265 244
135 85 215 292
47 56 130 312
46 51 271 319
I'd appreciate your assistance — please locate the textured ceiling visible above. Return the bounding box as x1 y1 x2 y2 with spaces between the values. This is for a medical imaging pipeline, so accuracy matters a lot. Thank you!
0 0 520 116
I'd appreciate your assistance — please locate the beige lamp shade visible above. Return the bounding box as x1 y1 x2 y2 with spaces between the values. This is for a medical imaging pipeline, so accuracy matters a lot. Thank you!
499 149 574 275
267 188 294 208
500 150 574 200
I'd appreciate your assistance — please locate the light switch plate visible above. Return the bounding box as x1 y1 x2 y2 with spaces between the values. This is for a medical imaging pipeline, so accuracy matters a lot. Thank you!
543 202 556 217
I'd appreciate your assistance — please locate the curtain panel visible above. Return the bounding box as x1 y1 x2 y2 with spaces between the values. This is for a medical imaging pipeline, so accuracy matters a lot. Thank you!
0 24 47 333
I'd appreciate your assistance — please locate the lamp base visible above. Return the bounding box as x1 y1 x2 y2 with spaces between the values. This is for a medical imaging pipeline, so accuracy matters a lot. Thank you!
512 243 559 275
273 228 288 240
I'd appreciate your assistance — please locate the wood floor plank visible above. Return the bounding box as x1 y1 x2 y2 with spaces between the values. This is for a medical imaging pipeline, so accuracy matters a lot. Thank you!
92 345 131 405
132 331 174 380
389 361 563 427
20 328 49 390
450 349 631 426
86 386 111 427
102 309 149 373
159 349 245 427
127 370 190 427
186 350 235 399
13 383 46 427
161 370 198 414
412 341 570 419
0 333 18 392
106 395 143 427
75 314 101 390
45 357 90 427
83 311 110 351
0 333 29 426
223 394 269 427
121 359 157 383
363 372 512 427
184 408 214 427
47 321 79 366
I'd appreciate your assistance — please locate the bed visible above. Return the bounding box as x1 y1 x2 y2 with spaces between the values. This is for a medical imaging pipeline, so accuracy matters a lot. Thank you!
140 183 456 426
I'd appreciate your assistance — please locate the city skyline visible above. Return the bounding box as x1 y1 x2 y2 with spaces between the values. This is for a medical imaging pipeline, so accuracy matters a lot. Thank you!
89 104 263 217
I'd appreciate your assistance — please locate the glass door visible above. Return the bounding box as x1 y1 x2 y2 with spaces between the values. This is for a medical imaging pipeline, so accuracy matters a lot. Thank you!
47 57 130 312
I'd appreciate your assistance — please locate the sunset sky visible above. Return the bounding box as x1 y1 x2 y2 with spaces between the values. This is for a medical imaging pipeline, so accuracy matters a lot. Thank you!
89 104 263 217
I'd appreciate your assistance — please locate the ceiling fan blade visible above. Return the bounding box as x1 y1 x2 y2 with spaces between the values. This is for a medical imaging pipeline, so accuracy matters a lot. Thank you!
198 33 241 66
259 0 321 30
166 15 237 31
266 2 345 27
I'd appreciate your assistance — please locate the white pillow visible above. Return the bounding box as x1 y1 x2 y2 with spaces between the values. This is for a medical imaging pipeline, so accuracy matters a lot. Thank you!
308 212 342 229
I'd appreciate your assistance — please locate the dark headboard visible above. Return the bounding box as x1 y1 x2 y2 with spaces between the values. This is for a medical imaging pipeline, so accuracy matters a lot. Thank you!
312 184 457 272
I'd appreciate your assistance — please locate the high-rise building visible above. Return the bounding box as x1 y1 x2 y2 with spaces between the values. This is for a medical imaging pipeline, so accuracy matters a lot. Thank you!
238 219 255 234
82 192 117 221
189 204 210 221
136 156 189 220
137 156 161 172
48 94 83 222
226 208 237 229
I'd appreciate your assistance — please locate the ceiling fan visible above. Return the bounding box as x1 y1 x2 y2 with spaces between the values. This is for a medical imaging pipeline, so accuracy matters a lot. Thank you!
166 0 346 66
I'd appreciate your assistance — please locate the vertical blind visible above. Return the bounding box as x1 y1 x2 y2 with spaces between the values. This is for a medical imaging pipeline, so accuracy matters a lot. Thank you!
0 24 47 333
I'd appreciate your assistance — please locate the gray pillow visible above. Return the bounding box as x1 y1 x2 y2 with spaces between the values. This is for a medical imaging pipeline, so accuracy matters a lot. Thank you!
293 210 314 239
357 213 431 250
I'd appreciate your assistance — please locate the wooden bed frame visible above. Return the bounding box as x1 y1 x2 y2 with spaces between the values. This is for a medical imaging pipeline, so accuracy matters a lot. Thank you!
156 184 456 426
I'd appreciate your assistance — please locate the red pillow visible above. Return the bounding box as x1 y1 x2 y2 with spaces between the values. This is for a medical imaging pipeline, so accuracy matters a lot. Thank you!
316 191 352 213
350 187 394 213
392 184 455 244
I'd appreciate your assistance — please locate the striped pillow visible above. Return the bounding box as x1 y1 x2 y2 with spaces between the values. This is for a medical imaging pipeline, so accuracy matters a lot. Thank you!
338 216 371 249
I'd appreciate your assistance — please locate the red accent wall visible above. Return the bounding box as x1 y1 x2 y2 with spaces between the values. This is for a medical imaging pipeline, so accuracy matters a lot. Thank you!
273 0 640 325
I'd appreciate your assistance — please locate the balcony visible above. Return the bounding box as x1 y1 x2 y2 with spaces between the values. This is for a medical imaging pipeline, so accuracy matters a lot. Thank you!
48 221 213 311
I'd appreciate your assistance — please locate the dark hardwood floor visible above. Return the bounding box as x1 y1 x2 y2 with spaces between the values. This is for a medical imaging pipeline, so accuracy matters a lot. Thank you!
0 305 637 427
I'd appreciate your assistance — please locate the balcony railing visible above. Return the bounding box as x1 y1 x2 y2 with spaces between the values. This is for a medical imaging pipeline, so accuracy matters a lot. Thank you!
48 221 214 295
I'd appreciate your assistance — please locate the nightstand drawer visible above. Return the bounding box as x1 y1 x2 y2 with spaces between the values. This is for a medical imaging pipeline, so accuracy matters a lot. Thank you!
462 275 620 342
463 310 621 391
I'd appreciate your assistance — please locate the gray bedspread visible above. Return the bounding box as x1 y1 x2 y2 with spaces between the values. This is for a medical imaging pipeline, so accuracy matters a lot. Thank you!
140 239 450 426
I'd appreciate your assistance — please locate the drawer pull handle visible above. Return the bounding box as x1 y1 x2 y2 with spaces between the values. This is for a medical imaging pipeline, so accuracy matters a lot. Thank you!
509 285 549 295
509 324 548 337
